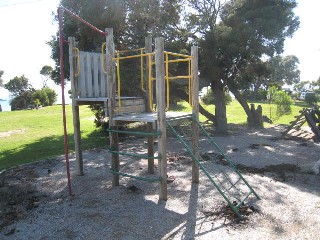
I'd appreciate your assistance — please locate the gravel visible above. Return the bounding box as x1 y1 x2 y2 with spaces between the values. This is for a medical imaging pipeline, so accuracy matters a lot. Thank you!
1 125 320 239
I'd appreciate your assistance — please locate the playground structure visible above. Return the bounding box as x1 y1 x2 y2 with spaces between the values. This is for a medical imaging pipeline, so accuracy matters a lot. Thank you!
282 108 320 141
59 7 260 218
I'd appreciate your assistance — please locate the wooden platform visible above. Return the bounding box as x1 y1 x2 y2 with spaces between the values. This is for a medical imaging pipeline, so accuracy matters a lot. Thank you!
112 111 192 123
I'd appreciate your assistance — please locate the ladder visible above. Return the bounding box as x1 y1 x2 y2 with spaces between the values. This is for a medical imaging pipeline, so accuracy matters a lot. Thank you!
167 117 260 219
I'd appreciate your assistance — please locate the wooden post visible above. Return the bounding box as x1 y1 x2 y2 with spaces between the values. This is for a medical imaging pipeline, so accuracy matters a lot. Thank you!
68 37 83 176
145 36 154 173
155 37 167 200
191 46 200 183
106 28 119 186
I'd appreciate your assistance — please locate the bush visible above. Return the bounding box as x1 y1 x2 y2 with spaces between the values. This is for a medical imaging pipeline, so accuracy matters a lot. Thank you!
273 90 293 116
201 88 232 105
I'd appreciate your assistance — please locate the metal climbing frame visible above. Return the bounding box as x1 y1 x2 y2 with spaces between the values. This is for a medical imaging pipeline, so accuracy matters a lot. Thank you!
167 116 260 219
107 128 162 183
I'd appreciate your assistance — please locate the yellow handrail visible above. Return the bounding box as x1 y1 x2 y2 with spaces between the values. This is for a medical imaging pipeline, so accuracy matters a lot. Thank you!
148 54 153 111
140 48 145 92
116 47 145 54
73 47 80 77
116 51 121 112
101 43 107 74
166 52 170 110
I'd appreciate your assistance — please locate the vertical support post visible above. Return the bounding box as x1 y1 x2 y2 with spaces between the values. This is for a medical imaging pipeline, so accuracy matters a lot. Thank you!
69 37 83 176
106 28 119 186
145 36 154 173
155 37 167 200
191 46 200 183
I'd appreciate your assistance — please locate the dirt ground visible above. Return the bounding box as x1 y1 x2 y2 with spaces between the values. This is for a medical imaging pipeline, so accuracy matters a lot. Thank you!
0 124 319 239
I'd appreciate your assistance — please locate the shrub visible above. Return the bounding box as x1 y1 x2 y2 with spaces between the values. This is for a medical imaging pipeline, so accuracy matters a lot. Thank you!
273 90 293 116
201 88 232 105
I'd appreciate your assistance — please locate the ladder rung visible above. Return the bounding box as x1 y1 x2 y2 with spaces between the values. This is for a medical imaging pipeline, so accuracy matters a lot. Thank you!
109 150 161 159
109 169 161 182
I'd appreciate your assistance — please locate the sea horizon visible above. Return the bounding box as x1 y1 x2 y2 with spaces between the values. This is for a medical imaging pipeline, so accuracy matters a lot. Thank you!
0 99 11 111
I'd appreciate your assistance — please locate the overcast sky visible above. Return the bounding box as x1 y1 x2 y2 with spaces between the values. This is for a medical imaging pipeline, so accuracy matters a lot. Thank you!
0 0 319 100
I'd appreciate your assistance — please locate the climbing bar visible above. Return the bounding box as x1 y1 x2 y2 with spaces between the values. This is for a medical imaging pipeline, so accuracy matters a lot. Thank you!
235 190 253 208
167 76 191 80
166 59 190 63
116 52 121 111
116 47 145 54
192 116 261 200
140 48 145 92
166 53 169 110
109 169 161 182
101 43 107 74
72 47 80 77
106 129 161 136
164 51 191 58
109 150 161 159
166 121 243 219
58 7 107 36
112 53 153 60
188 58 192 106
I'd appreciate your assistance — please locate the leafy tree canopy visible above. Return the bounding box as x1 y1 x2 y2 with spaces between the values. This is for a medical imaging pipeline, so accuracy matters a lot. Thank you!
40 65 53 88
188 0 299 130
4 75 34 97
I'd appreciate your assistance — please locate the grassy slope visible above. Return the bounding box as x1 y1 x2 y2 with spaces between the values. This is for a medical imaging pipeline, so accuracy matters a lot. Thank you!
0 105 107 170
0 101 312 170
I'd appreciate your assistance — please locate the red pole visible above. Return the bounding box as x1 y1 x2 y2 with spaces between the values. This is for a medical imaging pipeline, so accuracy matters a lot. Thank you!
58 7 72 196
56 6 108 196
58 7 107 36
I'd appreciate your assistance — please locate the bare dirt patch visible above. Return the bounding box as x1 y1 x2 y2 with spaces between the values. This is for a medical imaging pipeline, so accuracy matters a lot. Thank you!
0 125 319 239
0 129 26 138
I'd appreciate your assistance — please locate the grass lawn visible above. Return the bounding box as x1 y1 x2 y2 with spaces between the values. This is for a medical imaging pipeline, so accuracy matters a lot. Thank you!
0 105 107 170
0 100 313 170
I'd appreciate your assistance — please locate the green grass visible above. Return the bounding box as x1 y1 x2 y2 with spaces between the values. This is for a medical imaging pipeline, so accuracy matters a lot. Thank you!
0 100 314 170
0 105 107 170
171 100 311 126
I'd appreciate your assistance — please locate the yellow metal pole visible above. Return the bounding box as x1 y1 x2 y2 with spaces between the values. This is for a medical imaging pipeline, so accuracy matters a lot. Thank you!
73 47 80 77
141 48 145 92
166 52 169 110
116 52 121 111
101 43 107 74
148 54 153 111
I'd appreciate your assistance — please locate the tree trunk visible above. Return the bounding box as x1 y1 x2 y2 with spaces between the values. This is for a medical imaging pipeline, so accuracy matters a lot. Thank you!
170 83 215 122
230 88 263 128
212 83 228 133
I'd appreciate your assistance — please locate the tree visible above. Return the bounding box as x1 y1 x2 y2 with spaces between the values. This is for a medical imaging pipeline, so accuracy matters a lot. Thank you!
294 80 311 95
32 88 57 107
4 75 33 97
48 0 128 85
188 0 299 131
40 65 53 88
4 75 35 110
267 55 300 88
43 87 57 106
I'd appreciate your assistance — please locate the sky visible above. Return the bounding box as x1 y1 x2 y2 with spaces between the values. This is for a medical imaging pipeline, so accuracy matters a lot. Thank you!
0 0 320 101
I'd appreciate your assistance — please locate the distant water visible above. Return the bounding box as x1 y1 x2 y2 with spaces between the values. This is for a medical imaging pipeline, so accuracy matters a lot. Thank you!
0 99 11 112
